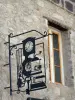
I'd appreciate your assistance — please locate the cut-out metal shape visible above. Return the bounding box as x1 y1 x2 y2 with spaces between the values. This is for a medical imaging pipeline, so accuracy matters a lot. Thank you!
4 30 53 95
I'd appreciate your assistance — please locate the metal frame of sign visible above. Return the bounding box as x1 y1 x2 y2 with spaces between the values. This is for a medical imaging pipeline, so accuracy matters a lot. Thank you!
4 30 52 95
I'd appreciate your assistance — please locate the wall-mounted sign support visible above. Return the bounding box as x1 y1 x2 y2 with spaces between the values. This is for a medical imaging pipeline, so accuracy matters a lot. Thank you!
4 30 53 96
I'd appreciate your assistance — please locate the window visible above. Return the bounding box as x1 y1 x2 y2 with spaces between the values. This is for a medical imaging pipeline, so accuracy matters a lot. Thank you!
53 33 61 83
61 0 64 6
70 0 75 2
53 0 60 4
51 0 75 13
48 29 64 84
65 1 73 12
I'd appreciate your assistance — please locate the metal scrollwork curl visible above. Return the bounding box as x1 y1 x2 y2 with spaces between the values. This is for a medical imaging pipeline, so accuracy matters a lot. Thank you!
44 31 47 36
9 33 13 37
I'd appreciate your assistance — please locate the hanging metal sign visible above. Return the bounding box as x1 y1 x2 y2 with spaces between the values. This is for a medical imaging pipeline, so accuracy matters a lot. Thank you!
17 37 46 94
4 30 52 96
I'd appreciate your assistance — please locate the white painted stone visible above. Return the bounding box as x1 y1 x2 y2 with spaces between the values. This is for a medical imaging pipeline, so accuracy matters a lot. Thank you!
32 15 39 22
10 38 18 44
52 13 64 21
61 97 65 100
26 18 33 23
37 0 44 7
54 87 60 96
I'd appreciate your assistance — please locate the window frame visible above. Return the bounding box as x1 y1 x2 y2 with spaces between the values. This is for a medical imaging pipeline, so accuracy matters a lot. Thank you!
50 0 75 14
53 32 62 84
48 28 65 85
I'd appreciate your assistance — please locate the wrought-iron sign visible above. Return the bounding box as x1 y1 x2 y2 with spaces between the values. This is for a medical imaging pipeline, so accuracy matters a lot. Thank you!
4 30 52 97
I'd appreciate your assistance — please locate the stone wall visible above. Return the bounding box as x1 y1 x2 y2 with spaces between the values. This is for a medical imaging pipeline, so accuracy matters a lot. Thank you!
70 31 75 89
0 0 75 100
61 31 74 88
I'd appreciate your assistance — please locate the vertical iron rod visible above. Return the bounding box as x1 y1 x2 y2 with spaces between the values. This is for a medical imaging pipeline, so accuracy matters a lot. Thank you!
8 35 12 95
43 43 46 84
16 50 18 88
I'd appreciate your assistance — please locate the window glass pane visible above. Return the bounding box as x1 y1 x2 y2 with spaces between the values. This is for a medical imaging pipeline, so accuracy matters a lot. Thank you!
53 0 60 4
54 50 60 66
55 66 61 83
53 34 59 49
65 1 73 12
61 0 64 6
70 0 75 3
